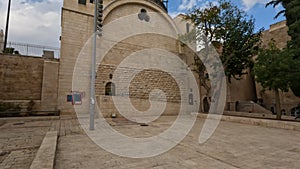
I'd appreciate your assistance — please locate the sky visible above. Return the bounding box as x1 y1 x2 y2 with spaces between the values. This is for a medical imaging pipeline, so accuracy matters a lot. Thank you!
0 0 285 50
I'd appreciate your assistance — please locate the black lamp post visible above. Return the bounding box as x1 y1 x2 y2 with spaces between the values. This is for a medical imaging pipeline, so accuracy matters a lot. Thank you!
3 0 11 52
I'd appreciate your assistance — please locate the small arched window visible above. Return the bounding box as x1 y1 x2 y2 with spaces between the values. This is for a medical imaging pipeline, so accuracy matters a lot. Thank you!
186 23 190 33
105 82 115 96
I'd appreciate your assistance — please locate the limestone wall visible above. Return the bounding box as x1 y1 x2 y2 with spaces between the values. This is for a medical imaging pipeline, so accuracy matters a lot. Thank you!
227 70 257 104
0 54 44 100
173 14 190 35
41 61 59 111
0 54 59 112
96 65 181 103
97 96 181 118
58 5 94 113
261 21 291 49
58 0 181 114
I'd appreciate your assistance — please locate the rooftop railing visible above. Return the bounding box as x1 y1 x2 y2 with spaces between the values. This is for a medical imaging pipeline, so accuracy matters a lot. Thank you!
0 41 60 58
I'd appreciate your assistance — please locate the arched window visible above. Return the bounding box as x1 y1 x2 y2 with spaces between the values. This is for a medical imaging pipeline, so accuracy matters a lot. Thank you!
105 82 115 96
186 23 190 33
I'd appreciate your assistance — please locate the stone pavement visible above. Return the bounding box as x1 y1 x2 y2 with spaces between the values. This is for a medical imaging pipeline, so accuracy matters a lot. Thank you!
0 115 300 169
0 117 59 169
55 116 300 169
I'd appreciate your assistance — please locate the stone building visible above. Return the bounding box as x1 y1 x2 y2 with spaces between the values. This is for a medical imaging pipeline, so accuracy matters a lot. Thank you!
1 0 298 117
58 0 199 116
256 21 300 115
58 0 300 116
219 21 300 115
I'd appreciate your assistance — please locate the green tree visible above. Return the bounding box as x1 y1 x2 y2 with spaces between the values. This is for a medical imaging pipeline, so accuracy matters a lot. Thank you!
266 0 286 19
266 0 300 48
254 41 300 119
184 0 262 98
266 0 300 97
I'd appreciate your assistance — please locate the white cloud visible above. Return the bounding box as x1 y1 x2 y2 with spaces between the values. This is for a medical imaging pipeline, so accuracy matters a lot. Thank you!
0 0 62 48
242 0 269 11
178 0 199 11
169 11 184 18
177 0 221 12
177 0 269 12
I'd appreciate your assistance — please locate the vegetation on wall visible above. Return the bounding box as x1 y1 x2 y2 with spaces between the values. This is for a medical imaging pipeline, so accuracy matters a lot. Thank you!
0 102 21 112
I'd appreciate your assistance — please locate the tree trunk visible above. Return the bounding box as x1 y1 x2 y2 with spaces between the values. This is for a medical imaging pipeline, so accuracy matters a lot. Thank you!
274 89 282 120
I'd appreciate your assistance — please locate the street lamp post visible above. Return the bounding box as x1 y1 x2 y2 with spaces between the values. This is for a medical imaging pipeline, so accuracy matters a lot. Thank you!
90 0 97 131
90 0 103 130
3 0 11 52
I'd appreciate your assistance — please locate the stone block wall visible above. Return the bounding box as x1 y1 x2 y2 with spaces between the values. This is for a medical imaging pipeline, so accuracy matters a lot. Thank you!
41 61 59 111
58 3 95 113
227 70 257 103
58 0 183 114
96 65 181 103
0 54 44 100
0 54 59 112
97 96 181 118
261 21 291 49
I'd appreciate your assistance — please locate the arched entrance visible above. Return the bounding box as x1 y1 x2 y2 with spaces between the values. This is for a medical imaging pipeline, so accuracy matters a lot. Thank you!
105 82 115 96
203 97 210 113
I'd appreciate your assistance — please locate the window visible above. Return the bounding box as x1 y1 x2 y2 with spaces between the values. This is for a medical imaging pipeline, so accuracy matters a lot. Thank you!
138 8 150 22
141 9 147 13
78 0 86 5
186 23 190 33
105 82 115 96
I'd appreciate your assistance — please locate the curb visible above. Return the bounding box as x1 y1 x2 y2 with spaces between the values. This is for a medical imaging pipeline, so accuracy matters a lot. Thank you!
198 114 300 131
30 131 58 169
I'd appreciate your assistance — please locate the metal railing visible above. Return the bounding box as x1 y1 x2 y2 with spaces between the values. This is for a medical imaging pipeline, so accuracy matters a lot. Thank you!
148 0 168 12
1 41 60 58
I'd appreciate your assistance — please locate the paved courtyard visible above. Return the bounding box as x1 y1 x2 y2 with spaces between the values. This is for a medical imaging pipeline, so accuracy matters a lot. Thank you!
0 116 300 169
0 117 58 169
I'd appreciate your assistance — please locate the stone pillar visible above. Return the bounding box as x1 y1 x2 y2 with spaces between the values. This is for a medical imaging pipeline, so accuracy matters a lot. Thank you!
41 60 59 111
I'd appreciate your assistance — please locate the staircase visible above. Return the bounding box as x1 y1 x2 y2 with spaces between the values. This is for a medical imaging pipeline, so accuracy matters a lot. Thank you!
237 101 272 114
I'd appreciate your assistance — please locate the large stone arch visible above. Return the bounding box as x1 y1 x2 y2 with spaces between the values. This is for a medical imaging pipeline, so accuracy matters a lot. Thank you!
102 0 179 34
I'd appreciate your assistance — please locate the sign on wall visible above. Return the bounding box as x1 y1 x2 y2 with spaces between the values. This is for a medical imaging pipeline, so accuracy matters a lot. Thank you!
67 91 85 105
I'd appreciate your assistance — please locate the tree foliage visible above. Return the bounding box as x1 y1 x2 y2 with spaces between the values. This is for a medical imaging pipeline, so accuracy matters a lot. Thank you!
266 0 300 97
254 40 300 119
254 41 295 91
184 0 262 97
266 0 287 19
267 0 300 48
